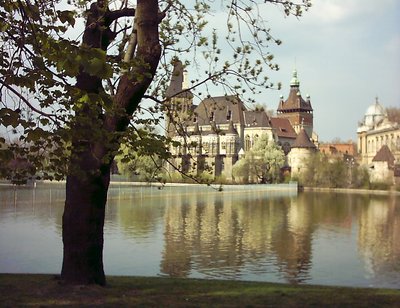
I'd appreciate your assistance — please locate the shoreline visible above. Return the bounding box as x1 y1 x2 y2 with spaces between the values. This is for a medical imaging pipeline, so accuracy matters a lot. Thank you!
303 186 400 196
2 179 399 196
1 274 399 307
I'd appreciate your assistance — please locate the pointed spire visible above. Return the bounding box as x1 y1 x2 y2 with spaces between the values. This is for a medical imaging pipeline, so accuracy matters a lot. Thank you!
372 145 395 167
210 121 218 134
226 120 238 135
292 129 316 149
183 70 189 90
192 122 201 135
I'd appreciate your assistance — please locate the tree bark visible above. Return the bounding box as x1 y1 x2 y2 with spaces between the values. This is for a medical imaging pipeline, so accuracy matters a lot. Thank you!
61 0 162 285
61 160 110 285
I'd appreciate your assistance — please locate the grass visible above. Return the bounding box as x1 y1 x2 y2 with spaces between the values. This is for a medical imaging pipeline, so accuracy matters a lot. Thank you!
1 274 399 307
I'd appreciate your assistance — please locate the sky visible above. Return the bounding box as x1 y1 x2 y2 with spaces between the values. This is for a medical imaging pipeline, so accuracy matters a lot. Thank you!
2 1 399 143
246 0 400 142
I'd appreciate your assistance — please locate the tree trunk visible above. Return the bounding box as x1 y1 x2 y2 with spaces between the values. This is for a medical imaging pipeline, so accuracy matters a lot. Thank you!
61 148 111 285
60 0 161 285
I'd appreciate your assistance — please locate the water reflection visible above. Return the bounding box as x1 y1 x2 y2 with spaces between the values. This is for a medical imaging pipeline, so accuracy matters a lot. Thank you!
358 195 400 282
0 184 399 288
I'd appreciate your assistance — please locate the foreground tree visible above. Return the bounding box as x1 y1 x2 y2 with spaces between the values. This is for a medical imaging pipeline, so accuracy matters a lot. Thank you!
0 0 310 285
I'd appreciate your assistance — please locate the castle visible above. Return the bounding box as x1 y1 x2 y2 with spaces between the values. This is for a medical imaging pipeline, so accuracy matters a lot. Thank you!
164 60 317 180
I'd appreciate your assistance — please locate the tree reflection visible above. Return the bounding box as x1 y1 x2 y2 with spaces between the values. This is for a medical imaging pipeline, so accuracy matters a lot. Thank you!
160 190 400 285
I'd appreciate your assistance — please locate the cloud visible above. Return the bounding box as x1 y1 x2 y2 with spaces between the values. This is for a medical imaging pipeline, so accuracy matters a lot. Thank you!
306 0 398 24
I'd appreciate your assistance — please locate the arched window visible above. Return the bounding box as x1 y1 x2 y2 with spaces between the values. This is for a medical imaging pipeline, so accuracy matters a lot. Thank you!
221 141 226 150
245 135 251 151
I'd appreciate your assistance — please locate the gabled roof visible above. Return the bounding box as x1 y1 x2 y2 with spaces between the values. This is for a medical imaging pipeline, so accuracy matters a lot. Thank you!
291 129 316 148
270 117 297 139
372 145 395 167
243 110 270 128
191 95 245 126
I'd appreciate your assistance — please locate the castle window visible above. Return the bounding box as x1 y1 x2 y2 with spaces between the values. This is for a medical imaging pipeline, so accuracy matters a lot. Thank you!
209 111 214 121
203 142 209 153
221 142 226 150
245 135 251 151
253 134 259 146
226 110 232 121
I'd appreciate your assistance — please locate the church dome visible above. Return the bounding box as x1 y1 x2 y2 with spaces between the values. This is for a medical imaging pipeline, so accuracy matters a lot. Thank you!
363 98 387 127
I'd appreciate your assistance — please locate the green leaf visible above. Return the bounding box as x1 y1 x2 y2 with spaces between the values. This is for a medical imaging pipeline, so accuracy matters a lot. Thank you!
0 108 20 128
57 10 75 26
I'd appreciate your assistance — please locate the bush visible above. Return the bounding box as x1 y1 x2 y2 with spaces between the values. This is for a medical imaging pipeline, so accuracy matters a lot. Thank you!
369 181 392 191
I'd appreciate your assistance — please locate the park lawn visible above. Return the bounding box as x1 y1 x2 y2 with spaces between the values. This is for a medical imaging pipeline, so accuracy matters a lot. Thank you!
0 274 399 307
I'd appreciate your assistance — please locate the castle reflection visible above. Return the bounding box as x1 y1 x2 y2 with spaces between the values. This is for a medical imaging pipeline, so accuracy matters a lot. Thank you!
157 190 399 285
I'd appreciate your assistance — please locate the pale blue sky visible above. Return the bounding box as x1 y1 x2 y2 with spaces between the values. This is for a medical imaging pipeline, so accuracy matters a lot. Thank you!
251 0 400 142
190 0 400 142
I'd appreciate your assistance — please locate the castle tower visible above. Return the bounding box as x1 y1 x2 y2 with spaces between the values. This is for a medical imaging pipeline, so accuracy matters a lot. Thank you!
277 70 313 138
288 128 316 178
165 60 194 138
223 120 240 180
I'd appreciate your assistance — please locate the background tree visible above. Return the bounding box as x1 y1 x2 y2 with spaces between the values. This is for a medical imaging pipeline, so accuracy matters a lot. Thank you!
116 142 163 183
233 134 285 183
386 107 400 124
301 152 370 188
0 0 311 285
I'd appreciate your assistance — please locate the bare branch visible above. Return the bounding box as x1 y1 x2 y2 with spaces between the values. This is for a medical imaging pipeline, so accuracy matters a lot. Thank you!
106 7 135 26
0 81 61 124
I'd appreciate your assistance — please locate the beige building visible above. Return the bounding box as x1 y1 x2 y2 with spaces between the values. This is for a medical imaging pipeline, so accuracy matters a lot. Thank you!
369 145 396 183
165 60 317 179
357 98 400 165
288 129 317 177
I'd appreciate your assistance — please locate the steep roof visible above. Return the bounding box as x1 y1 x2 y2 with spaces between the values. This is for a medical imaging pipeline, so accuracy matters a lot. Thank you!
270 117 297 139
277 70 312 113
191 95 245 126
372 145 395 167
291 129 316 148
243 110 270 128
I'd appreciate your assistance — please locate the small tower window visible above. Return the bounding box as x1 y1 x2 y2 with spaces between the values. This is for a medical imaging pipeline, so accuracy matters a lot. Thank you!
226 110 232 121
209 111 214 121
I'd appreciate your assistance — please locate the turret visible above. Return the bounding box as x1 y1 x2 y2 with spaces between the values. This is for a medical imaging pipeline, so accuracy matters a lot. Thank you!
165 60 194 137
277 69 313 137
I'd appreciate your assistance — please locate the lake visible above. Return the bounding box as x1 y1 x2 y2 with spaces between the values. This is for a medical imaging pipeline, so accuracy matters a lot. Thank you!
0 183 399 289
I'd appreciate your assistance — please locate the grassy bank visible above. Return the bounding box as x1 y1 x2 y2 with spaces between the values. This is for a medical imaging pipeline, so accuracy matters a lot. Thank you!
1 274 399 307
